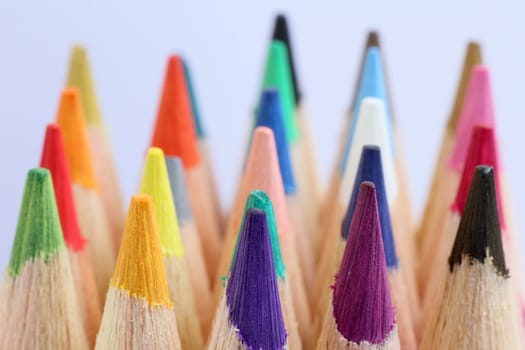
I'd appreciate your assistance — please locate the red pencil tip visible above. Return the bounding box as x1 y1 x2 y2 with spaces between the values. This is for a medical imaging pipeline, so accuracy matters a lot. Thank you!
151 55 201 168
452 125 504 228
40 123 87 251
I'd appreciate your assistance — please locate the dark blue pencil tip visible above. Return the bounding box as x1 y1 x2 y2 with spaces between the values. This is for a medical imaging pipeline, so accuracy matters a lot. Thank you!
226 208 287 349
181 57 205 138
342 146 398 268
255 89 297 194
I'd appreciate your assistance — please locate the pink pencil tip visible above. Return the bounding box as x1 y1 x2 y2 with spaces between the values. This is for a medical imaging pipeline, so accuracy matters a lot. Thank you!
449 65 496 171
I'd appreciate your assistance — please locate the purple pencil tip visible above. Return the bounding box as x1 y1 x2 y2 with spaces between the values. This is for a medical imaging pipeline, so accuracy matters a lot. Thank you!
226 208 287 349
334 182 395 344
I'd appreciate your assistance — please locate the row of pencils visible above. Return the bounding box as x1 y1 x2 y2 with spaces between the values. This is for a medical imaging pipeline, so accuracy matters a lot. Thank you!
1 13 524 350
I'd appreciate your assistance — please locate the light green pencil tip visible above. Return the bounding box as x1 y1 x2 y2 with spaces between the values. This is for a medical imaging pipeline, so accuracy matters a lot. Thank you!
229 190 286 279
261 40 299 144
66 45 103 126
8 168 65 276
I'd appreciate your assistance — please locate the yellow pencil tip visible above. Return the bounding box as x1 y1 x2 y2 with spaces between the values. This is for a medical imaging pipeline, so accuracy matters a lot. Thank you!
56 88 99 191
140 147 185 258
112 195 172 307
66 45 103 126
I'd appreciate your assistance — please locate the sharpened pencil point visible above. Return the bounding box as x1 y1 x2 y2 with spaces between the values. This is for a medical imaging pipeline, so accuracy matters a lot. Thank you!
140 148 185 258
182 57 205 139
256 89 297 194
151 55 201 168
334 182 395 344
449 65 495 171
366 31 380 47
449 166 508 276
112 195 172 307
9 168 65 276
272 14 301 104
262 41 298 143
452 126 504 227
56 88 99 192
342 146 398 268
66 46 102 126
226 208 287 349
40 124 87 251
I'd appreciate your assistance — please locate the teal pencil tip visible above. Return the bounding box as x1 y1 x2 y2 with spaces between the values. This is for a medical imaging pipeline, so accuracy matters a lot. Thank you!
229 190 286 280
340 47 395 174
182 57 206 139
261 40 299 144
8 168 65 276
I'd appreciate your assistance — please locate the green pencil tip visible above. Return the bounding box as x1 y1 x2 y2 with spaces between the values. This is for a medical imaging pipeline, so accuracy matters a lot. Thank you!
8 168 65 276
229 190 286 280
261 40 299 144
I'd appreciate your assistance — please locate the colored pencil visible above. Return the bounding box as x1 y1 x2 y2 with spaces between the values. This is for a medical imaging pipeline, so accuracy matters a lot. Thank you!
255 88 316 296
165 155 213 336
95 195 182 350
272 14 321 258
208 208 287 349
67 46 125 254
0 168 88 349
40 124 101 347
417 65 495 300
216 127 312 347
56 87 116 305
419 125 525 339
182 57 223 230
139 147 204 349
341 146 416 349
151 55 223 281
233 190 302 349
420 166 521 349
415 42 482 265
317 182 400 349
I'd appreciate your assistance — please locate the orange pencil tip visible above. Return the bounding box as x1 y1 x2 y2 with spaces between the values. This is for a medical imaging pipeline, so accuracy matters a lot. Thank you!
55 88 99 191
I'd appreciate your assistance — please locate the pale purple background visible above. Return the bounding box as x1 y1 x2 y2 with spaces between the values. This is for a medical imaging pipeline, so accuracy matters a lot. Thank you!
1 2 524 276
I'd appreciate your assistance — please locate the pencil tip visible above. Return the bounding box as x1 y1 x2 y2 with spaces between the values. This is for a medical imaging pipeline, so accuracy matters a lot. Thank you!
140 147 185 258
262 40 299 143
342 146 398 268
181 57 206 138
226 208 287 349
112 195 172 307
151 55 201 168
452 126 504 227
334 182 395 344
366 31 380 47
238 127 290 238
56 88 99 191
66 45 102 126
165 156 193 224
272 13 301 103
40 124 87 251
9 168 65 276
243 190 286 279
340 97 398 207
450 65 495 170
255 89 297 194
449 166 507 276
447 42 483 131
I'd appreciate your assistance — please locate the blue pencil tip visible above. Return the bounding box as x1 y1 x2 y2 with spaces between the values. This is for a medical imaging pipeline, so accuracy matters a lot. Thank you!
342 146 398 268
182 57 205 138
226 208 287 349
255 89 297 194
340 47 395 174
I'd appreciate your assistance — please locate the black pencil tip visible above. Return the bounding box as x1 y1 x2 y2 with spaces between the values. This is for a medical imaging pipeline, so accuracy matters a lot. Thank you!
272 13 301 103
448 166 508 276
